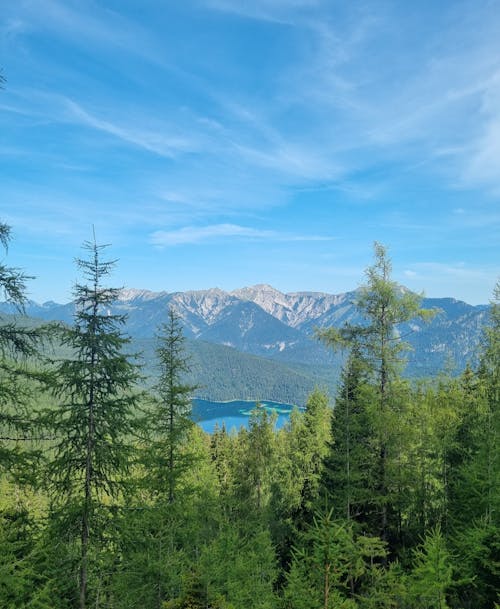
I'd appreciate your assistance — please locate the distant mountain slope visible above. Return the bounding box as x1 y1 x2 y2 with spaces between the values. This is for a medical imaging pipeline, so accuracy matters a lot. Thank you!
0 312 335 405
136 337 337 404
0 285 490 392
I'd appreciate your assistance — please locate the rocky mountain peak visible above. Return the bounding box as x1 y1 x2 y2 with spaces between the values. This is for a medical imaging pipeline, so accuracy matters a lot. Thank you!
118 288 166 302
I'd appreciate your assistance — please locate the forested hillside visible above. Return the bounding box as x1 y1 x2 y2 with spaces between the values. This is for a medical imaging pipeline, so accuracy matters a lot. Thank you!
0 227 498 609
0 315 337 404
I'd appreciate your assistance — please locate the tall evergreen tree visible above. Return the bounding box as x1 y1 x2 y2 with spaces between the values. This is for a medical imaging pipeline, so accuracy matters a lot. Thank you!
319 243 434 544
447 281 500 608
477 279 499 527
0 222 44 479
271 390 331 577
46 237 140 609
321 347 377 526
144 307 196 504
234 404 277 517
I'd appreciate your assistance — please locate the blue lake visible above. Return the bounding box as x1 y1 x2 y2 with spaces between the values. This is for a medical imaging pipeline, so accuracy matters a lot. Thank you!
192 398 303 433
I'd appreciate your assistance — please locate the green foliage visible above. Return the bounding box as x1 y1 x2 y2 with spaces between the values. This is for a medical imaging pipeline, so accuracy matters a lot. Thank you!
142 308 197 503
271 390 331 575
45 238 140 608
284 508 387 609
276 390 331 517
450 519 499 609
0 239 497 609
319 243 436 544
321 348 378 526
0 507 37 608
234 405 277 514
408 526 453 609
0 222 46 481
318 243 435 386
199 527 278 609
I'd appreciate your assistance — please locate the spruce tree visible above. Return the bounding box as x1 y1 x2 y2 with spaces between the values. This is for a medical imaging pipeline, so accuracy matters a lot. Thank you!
144 307 196 504
235 405 277 514
46 237 139 609
321 347 378 526
0 221 45 479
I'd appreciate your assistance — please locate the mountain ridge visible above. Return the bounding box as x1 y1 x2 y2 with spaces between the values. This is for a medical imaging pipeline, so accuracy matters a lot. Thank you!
1 284 490 395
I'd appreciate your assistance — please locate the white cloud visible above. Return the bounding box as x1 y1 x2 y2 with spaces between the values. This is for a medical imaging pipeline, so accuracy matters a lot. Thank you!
4 0 166 65
150 224 332 246
398 262 498 304
234 142 342 181
1 89 200 159
202 0 321 24
63 99 198 158
151 224 275 246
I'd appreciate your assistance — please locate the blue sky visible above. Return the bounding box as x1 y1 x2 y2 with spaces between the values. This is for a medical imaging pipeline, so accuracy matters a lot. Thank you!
0 0 498 304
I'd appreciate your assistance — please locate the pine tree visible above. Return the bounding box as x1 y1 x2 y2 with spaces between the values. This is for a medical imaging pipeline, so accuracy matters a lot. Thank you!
46 237 140 609
144 307 196 504
0 222 44 477
477 279 499 527
210 422 234 508
199 526 278 609
321 347 377 526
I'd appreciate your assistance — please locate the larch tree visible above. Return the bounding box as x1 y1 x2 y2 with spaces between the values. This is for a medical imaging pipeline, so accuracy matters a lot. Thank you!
318 242 435 544
46 237 140 609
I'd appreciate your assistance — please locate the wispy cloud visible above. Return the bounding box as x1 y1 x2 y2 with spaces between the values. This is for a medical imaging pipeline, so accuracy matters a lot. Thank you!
234 142 342 181
400 261 498 304
253 1 500 194
1 88 201 159
4 0 166 66
404 262 493 280
202 0 320 24
462 77 500 192
63 99 198 158
150 224 332 246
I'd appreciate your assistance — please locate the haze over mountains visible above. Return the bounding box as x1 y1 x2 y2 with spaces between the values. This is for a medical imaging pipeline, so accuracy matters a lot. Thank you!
0 284 490 404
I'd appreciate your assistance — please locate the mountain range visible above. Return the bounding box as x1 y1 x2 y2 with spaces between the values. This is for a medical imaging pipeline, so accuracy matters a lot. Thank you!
0 284 490 404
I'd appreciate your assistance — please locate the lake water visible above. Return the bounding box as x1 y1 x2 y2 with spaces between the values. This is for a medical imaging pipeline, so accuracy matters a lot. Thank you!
192 398 303 433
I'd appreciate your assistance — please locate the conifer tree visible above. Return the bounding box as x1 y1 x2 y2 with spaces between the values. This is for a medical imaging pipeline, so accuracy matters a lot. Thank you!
408 526 453 609
46 237 139 609
235 405 277 514
448 281 499 608
210 422 234 509
271 391 331 577
144 307 196 504
0 222 45 479
477 279 499 526
284 507 387 609
321 347 377 526
319 243 435 543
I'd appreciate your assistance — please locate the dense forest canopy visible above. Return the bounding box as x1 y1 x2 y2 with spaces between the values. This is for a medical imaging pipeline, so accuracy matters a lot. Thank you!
0 224 498 609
